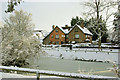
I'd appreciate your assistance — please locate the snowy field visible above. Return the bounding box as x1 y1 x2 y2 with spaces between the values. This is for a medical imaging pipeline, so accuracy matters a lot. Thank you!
42 47 119 63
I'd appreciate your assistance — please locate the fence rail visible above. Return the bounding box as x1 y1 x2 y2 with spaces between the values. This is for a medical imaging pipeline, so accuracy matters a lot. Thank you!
0 66 119 80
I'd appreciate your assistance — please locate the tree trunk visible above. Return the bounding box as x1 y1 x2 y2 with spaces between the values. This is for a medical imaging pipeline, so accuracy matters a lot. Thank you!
95 0 101 49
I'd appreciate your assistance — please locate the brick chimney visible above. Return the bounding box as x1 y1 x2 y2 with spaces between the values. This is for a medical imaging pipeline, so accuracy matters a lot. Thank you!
52 25 55 30
65 25 68 27
80 21 84 28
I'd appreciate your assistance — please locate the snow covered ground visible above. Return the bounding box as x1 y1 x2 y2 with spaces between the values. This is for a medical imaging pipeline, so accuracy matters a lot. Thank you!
42 47 119 63
0 72 63 78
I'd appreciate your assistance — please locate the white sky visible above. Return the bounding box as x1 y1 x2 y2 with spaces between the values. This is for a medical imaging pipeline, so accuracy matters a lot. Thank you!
0 0 89 32
0 0 117 32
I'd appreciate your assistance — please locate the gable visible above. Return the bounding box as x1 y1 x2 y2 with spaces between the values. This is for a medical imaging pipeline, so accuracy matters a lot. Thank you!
43 26 65 40
68 25 92 36
68 26 83 35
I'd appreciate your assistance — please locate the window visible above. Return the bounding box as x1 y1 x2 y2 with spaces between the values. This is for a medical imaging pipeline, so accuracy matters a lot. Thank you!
55 35 59 39
75 34 79 39
86 35 90 38
88 35 90 38
61 41 64 44
56 29 58 32
86 35 88 38
75 41 79 43
56 41 59 45
51 35 53 38
66 35 69 38
62 35 65 37
75 29 78 32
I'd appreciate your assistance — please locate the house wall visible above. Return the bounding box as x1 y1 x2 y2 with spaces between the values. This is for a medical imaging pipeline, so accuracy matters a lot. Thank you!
43 36 50 45
67 26 92 43
68 26 85 43
85 35 92 43
49 27 65 45
90 36 92 43
43 25 92 45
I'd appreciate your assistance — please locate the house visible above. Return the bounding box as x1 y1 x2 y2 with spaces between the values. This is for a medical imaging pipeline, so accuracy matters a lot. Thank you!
43 25 66 45
66 25 92 44
43 24 92 45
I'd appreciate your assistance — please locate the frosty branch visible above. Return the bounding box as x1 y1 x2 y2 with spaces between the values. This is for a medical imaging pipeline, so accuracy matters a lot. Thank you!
1 10 41 67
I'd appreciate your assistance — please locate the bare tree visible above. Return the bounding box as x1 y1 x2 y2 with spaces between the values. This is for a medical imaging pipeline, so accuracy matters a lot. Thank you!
83 0 118 49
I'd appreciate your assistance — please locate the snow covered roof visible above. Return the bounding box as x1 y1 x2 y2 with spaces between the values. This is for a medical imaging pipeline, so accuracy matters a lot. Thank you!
59 27 70 34
85 38 90 41
58 25 92 35
43 25 92 40
74 25 93 35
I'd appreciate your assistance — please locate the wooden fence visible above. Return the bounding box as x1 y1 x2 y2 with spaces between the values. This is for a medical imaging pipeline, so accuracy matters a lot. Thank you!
0 66 119 80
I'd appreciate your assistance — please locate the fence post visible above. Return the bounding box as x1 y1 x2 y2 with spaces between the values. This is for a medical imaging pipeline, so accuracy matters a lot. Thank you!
36 71 40 80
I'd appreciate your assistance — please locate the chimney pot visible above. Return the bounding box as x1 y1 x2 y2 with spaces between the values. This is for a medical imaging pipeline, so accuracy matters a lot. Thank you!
80 21 84 28
65 25 68 27
52 25 55 29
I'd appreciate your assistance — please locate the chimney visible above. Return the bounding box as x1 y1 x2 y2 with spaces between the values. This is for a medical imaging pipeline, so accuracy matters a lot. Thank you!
65 25 68 27
80 21 84 28
52 25 55 30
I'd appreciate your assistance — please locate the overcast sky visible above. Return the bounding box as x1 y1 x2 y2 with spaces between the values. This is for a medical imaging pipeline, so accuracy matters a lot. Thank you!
0 0 117 32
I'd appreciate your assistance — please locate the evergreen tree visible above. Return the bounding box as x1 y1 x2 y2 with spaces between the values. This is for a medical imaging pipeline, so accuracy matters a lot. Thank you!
70 16 108 42
71 16 89 27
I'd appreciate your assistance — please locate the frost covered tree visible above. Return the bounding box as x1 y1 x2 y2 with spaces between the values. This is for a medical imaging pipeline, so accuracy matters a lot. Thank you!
1 10 41 67
112 3 120 44
88 16 108 43
70 16 108 42
83 0 117 48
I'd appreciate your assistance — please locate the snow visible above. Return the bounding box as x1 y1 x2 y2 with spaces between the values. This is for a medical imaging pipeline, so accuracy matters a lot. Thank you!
62 29 70 34
0 72 62 78
59 27 70 34
0 66 118 79
85 38 90 41
33 30 49 39
0 72 36 78
77 25 93 35
42 47 119 63
58 25 93 35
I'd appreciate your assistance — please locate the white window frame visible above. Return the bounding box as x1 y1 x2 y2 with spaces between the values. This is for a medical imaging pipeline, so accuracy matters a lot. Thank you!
55 35 59 39
62 35 65 37
75 34 79 39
